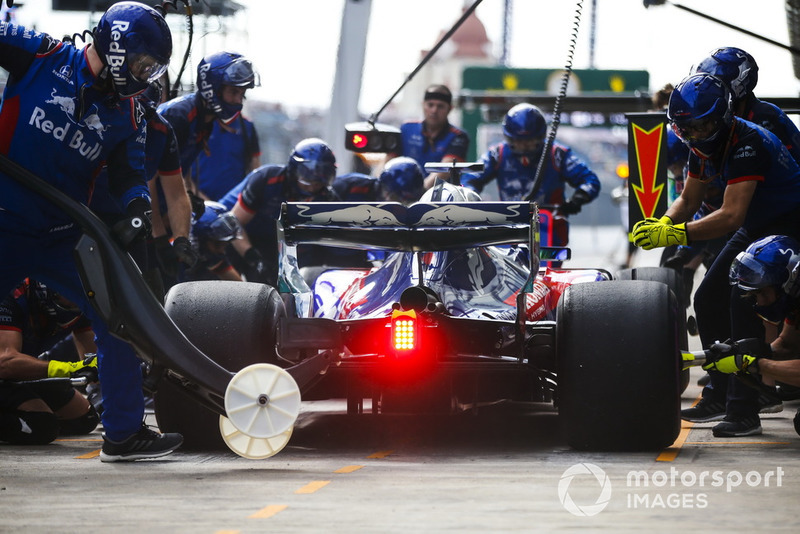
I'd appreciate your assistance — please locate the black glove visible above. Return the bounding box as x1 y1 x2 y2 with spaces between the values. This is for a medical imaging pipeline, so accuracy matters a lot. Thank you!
152 235 178 278
187 191 206 220
172 236 199 268
559 189 592 215
243 247 268 283
112 198 152 247
702 338 770 376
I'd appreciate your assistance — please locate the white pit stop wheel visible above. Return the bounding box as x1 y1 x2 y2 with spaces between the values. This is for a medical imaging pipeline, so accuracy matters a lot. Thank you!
224 363 301 439
219 415 293 459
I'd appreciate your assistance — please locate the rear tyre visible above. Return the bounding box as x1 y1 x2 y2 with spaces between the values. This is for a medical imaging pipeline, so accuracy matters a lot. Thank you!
557 280 681 451
154 281 286 450
617 267 690 393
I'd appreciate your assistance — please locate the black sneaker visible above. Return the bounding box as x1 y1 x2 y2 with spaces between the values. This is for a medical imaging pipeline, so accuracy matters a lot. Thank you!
681 398 726 422
712 416 762 437
758 392 783 414
100 424 183 462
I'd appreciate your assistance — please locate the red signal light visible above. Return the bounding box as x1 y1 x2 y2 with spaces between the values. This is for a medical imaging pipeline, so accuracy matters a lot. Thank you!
351 133 369 150
391 309 418 351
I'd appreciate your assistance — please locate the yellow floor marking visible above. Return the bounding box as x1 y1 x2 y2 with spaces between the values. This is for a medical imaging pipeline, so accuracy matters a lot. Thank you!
334 465 364 474
367 450 394 459
683 441 790 445
656 393 701 462
294 481 330 494
75 449 100 459
215 530 241 534
248 505 288 519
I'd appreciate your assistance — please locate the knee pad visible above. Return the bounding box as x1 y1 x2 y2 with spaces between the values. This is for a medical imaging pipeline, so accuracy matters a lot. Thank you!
0 411 59 445
58 405 100 436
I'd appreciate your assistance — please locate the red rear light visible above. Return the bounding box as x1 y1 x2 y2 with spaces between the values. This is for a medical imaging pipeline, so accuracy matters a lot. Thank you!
391 309 418 352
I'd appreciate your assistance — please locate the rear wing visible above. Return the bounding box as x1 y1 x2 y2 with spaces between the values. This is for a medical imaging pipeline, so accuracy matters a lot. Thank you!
280 201 537 253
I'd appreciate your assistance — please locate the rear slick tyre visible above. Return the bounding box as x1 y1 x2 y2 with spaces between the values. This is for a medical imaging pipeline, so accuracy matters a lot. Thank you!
557 280 681 451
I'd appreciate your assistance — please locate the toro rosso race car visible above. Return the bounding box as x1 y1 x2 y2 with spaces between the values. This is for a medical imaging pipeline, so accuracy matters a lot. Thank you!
155 180 684 458
0 151 683 459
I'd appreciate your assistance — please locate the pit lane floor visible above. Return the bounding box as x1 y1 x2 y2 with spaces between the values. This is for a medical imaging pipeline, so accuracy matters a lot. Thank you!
3 228 799 533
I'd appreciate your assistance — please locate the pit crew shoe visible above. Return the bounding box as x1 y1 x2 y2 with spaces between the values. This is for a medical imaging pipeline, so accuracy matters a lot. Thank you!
680 398 726 422
758 392 783 414
712 416 762 438
100 424 183 462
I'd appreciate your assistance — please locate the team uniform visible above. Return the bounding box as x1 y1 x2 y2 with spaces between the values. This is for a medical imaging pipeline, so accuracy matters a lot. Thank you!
0 24 152 442
461 142 600 246
397 121 469 168
191 116 260 200
219 165 338 270
157 92 215 175
688 119 800 422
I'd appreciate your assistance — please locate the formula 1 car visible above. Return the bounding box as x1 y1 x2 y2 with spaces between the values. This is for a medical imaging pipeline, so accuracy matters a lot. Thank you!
155 180 684 457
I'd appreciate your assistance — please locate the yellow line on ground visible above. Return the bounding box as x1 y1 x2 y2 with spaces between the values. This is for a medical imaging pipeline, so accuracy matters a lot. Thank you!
294 481 331 494
367 450 394 459
683 441 791 445
656 393 702 462
334 465 364 474
248 505 288 519
75 449 100 459
215 530 241 534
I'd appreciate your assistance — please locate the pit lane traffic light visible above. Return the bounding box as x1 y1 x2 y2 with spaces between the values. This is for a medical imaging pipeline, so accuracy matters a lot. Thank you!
344 122 402 153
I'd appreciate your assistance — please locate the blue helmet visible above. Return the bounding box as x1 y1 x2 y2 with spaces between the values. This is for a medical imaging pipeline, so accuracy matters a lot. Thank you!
502 103 547 139
197 51 258 123
379 157 424 203
667 74 733 157
729 235 800 291
692 47 758 103
287 138 337 193
93 1 172 98
193 201 241 242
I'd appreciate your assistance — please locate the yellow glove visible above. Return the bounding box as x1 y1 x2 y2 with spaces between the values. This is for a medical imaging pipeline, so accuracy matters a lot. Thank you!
47 356 98 380
703 353 759 374
632 215 688 250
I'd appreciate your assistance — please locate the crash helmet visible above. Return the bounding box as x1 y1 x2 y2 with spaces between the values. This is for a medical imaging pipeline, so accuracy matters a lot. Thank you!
502 103 547 140
286 138 337 195
196 51 258 123
692 47 758 103
93 1 172 98
729 235 800 291
379 157 424 203
193 201 241 242
667 73 734 158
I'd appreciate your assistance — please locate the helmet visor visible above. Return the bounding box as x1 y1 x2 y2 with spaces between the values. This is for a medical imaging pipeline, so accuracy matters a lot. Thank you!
671 117 720 145
129 53 169 83
224 58 259 88
729 251 770 290
206 212 242 241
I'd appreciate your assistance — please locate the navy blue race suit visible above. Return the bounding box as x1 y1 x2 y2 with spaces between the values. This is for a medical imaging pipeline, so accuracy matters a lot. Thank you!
0 23 151 441
461 141 600 247
394 120 469 168
692 118 800 419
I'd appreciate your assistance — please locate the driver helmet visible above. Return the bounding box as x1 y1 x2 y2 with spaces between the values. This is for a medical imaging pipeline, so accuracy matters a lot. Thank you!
729 235 800 291
93 1 172 98
193 201 241 242
286 138 337 196
379 157 424 204
196 51 259 123
691 47 758 104
667 73 734 158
